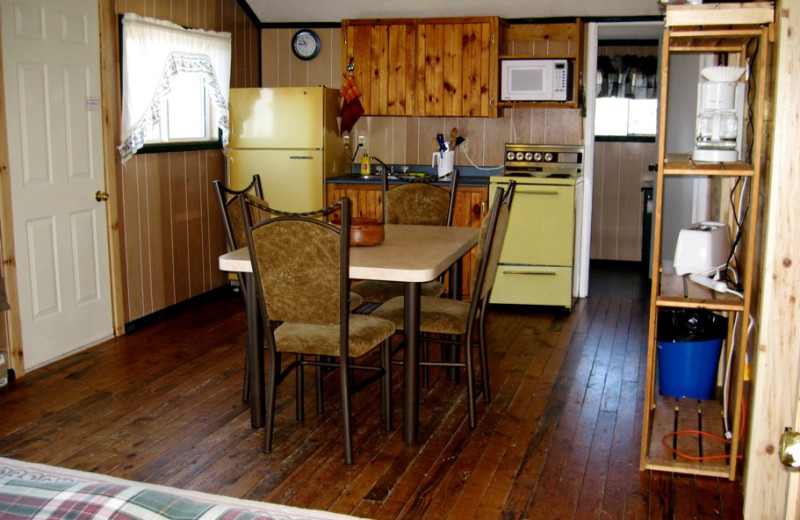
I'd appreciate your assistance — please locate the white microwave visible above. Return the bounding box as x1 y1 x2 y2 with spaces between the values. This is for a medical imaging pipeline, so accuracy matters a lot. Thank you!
500 59 572 102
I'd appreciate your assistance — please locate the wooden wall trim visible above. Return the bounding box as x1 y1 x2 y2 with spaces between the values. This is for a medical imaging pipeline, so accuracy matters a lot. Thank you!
99 0 126 336
0 19 24 376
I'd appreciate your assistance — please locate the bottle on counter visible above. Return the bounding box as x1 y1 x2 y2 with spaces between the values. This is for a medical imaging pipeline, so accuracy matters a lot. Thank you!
360 152 371 175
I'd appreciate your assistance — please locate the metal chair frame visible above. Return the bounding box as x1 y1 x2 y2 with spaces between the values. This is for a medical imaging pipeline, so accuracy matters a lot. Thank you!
213 175 264 402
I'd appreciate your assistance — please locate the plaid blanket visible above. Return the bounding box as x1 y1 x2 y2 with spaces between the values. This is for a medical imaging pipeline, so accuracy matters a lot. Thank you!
0 457 365 520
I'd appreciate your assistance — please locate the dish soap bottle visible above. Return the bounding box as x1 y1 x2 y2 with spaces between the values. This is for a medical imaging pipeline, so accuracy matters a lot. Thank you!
360 152 371 176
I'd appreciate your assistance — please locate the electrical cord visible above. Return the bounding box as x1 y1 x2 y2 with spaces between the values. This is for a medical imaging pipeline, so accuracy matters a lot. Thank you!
348 142 363 162
460 147 504 172
662 396 747 461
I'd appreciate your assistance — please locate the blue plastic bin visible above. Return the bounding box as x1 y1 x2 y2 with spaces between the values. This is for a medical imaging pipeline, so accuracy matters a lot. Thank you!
657 338 723 400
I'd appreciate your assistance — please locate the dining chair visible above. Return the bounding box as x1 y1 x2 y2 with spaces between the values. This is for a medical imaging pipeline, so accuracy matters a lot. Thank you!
214 179 366 404
240 194 396 464
213 175 264 402
371 181 516 428
350 170 460 304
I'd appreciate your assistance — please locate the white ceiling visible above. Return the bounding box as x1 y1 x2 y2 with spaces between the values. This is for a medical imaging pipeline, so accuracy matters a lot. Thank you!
243 0 663 24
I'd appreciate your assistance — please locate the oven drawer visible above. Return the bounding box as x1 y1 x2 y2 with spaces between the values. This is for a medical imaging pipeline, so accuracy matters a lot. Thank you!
490 265 573 308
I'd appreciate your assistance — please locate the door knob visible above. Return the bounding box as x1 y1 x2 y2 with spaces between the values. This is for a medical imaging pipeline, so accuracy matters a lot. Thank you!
779 428 800 467
95 190 109 202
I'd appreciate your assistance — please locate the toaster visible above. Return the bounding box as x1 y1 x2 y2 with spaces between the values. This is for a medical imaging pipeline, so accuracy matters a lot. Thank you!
673 221 731 276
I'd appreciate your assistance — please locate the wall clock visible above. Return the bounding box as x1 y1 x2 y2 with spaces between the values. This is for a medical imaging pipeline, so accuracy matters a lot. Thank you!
291 29 321 60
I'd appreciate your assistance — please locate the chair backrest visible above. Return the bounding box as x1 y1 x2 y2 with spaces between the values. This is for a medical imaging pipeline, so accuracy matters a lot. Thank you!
470 181 516 307
213 175 264 251
240 194 350 328
382 170 459 226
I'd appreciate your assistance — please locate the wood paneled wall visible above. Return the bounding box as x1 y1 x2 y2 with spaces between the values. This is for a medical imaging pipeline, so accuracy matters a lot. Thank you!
591 141 656 261
115 0 260 323
260 27 583 170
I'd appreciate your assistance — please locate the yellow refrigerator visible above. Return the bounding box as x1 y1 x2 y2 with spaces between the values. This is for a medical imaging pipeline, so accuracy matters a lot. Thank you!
226 87 348 212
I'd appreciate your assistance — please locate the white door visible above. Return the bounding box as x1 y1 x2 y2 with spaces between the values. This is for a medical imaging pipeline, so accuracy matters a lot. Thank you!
1 0 112 370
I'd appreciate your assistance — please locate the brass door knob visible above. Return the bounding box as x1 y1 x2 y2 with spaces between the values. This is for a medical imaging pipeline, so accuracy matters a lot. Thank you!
95 190 109 202
780 428 800 467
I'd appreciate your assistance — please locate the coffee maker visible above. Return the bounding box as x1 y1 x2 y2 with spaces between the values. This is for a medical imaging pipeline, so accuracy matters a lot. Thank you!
692 66 746 163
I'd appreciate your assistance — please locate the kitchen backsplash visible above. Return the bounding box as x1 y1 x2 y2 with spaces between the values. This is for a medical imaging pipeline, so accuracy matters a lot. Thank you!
260 27 583 169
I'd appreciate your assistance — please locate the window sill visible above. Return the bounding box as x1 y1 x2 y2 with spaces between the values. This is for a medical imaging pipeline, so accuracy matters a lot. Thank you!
137 140 223 154
595 135 656 143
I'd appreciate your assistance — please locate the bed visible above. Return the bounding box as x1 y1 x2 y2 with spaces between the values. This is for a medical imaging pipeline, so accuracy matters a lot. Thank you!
0 457 366 520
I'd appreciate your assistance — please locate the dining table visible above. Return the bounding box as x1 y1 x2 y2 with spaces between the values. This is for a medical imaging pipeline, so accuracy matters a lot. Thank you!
219 224 479 445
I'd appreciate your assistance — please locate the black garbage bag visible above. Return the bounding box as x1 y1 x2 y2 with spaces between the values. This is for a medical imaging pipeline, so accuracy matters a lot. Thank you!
657 309 727 343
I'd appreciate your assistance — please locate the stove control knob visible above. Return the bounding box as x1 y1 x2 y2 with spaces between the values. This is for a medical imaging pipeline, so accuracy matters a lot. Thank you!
515 152 524 161
544 152 554 162
533 152 543 162
506 151 515 161
524 152 534 161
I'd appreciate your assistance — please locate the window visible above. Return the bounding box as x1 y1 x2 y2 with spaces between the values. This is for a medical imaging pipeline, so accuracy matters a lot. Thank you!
595 51 658 138
118 14 231 162
143 73 216 144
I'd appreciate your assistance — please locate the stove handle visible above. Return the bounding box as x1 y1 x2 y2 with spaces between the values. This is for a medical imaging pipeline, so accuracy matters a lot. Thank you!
500 270 557 276
519 189 560 196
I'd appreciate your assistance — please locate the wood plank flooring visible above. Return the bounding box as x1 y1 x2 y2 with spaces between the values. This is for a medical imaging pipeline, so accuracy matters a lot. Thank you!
0 263 743 519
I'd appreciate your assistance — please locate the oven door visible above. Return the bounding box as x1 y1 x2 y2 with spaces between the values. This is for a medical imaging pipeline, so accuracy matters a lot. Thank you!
492 180 575 266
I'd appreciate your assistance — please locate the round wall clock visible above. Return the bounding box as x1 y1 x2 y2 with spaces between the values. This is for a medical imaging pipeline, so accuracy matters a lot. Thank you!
291 29 321 60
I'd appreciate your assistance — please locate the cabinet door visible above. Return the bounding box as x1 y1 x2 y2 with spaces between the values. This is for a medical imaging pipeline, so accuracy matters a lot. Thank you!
326 183 383 220
451 185 489 299
342 20 416 116
416 18 499 117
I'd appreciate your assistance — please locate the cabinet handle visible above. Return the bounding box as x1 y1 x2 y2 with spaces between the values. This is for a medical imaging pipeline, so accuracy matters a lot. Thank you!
502 270 557 276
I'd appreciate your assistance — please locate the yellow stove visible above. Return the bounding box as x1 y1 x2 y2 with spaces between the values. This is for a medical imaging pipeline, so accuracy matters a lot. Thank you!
489 144 584 309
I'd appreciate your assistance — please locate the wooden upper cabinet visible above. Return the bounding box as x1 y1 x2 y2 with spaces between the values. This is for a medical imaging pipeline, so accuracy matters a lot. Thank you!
342 19 416 116
416 18 499 117
342 17 500 117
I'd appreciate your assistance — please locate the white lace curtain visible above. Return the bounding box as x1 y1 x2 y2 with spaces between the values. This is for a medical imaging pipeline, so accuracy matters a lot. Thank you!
118 13 231 162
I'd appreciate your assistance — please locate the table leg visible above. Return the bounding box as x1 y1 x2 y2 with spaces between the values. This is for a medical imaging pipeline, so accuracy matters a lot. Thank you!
403 281 421 445
245 272 265 428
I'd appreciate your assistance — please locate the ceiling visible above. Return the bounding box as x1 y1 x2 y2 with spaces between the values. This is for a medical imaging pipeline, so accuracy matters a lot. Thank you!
243 0 664 24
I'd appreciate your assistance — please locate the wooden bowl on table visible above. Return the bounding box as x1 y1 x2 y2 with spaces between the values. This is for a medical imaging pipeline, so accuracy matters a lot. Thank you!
350 218 385 246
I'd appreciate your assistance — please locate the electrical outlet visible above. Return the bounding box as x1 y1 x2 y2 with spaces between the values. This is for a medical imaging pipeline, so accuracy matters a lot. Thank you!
460 137 468 155
358 135 366 146
343 135 350 146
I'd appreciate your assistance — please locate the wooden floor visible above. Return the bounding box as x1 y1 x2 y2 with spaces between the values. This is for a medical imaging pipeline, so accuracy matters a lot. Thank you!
0 262 743 519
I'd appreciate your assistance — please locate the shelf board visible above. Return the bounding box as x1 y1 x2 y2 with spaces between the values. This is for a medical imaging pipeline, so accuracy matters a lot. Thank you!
656 273 745 312
644 395 732 478
662 154 754 177
497 100 578 109
666 2 774 28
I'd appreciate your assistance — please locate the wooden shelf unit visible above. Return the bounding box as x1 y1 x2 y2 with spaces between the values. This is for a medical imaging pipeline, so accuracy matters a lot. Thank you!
639 5 773 481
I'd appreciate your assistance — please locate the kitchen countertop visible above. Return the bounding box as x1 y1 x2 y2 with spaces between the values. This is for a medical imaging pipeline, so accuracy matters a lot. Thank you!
327 173 490 187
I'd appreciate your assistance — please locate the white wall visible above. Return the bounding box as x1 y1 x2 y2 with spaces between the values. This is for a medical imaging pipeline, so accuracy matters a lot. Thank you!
661 53 700 265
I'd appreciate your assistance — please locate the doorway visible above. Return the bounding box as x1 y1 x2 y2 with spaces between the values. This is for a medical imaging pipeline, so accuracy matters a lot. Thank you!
581 20 664 295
